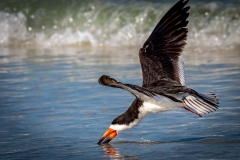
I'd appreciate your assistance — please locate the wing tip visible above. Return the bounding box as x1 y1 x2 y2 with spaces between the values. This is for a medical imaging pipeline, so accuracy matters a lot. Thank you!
98 75 117 86
142 0 190 53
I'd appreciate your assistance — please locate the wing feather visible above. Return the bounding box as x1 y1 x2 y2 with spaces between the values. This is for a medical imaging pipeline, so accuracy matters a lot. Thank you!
139 0 189 87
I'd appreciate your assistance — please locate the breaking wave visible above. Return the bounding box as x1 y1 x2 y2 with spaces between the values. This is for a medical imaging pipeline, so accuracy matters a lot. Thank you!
0 0 239 50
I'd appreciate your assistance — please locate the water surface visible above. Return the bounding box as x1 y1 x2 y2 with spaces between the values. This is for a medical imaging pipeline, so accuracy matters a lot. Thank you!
1 0 240 159
0 47 239 159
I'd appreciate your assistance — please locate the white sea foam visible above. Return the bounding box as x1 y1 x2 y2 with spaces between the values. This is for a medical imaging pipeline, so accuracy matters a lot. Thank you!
0 2 239 51
0 12 28 46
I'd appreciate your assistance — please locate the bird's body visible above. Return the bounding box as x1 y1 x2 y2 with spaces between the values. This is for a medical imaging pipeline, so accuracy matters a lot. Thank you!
109 97 183 132
98 0 219 144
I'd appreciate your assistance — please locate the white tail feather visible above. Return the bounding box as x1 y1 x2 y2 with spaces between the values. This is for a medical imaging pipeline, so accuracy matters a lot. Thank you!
183 93 219 116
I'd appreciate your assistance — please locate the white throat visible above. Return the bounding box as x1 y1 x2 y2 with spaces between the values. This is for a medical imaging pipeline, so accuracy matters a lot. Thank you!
109 116 144 132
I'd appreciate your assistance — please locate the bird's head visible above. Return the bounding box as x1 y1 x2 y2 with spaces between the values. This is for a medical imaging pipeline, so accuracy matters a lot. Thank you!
97 114 132 144
98 99 141 144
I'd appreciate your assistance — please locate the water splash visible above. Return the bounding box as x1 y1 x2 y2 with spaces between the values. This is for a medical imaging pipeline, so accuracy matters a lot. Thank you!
0 0 239 50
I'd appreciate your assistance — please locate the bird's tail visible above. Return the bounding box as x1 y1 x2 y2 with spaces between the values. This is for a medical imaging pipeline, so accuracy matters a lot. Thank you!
182 92 219 117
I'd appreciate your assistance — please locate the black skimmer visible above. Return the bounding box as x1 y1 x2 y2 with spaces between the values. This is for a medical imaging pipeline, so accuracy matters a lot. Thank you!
97 0 219 144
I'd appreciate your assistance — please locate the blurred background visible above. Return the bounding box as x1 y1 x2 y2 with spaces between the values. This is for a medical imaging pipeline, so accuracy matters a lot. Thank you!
0 0 240 159
0 0 240 50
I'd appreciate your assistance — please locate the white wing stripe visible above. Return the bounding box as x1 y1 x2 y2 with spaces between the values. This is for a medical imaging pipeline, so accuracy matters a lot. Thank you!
186 99 206 114
184 98 203 114
178 58 185 85
183 95 218 115
193 99 215 112
188 99 210 113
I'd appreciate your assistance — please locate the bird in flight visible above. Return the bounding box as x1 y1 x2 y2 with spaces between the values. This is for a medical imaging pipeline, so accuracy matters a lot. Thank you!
97 0 219 144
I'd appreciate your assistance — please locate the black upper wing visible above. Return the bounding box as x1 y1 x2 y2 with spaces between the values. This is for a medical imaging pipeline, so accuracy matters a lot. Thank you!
139 0 189 87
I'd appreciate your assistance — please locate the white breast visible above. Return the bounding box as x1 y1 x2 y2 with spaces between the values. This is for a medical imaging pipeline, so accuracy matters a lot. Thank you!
139 95 184 117
109 95 185 133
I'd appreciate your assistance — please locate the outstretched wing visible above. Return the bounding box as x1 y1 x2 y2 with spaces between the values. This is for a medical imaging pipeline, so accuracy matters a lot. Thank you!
98 75 219 117
139 0 189 87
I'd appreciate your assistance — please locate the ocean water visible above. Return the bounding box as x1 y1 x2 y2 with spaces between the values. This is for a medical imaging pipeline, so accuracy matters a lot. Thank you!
0 0 240 160
1 47 240 159
0 0 240 50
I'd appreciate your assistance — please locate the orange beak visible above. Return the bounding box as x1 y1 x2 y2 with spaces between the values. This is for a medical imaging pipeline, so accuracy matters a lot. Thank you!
97 128 118 144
